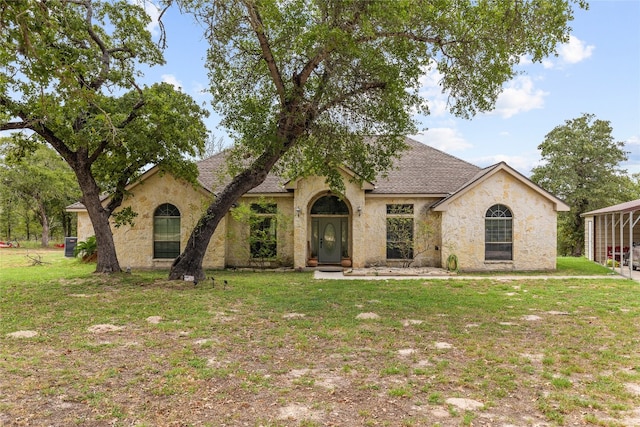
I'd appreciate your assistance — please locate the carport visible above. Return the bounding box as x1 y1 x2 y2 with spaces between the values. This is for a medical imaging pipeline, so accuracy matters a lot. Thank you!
582 199 640 279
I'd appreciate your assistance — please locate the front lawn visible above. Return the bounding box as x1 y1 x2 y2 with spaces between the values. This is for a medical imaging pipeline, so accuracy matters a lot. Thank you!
1 250 638 426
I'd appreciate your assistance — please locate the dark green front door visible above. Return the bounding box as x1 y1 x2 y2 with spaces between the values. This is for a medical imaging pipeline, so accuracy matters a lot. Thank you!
318 217 341 263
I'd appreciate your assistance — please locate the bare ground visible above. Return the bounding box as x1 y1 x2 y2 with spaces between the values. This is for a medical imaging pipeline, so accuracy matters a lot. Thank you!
1 274 639 426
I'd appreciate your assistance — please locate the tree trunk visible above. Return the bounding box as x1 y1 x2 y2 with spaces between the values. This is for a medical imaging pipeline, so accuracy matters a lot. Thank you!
36 197 50 247
75 167 122 274
169 151 281 280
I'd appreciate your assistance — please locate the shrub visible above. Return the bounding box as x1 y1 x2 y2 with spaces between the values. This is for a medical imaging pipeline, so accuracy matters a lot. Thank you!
74 236 97 262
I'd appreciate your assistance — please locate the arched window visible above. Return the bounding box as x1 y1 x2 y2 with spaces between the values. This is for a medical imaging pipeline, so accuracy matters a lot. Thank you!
154 203 180 259
310 195 349 215
485 204 512 261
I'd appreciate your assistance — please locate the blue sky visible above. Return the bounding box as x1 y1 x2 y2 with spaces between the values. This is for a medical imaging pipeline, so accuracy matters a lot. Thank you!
140 0 640 177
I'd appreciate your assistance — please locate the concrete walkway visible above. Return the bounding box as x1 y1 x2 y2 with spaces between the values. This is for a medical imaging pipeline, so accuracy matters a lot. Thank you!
314 269 640 282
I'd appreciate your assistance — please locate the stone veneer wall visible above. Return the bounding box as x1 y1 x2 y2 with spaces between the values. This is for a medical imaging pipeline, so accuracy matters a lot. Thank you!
82 170 228 270
290 172 366 269
362 197 442 268
439 170 558 271
76 211 94 242
225 196 295 268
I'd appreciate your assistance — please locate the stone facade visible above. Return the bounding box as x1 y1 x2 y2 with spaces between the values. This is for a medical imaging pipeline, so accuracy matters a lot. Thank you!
435 169 560 271
72 151 568 272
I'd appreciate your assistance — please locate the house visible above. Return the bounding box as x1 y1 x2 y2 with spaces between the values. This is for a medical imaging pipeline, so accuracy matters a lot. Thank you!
68 138 570 271
581 199 640 272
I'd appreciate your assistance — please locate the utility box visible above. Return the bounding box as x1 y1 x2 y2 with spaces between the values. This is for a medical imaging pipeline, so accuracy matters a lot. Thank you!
64 237 78 257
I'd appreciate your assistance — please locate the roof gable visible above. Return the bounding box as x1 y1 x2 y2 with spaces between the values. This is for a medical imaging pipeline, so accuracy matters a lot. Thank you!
432 162 570 212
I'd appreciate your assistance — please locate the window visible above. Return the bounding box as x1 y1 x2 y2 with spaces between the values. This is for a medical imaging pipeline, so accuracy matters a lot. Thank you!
386 204 414 259
250 202 277 259
154 203 180 259
485 204 513 261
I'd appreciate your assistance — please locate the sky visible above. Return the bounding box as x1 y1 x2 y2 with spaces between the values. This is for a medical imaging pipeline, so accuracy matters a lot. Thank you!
139 0 640 177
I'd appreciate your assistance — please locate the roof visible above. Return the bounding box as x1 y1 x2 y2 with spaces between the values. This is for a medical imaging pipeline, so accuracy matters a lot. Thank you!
581 199 640 216
369 138 481 194
68 137 566 211
196 137 482 195
432 162 571 212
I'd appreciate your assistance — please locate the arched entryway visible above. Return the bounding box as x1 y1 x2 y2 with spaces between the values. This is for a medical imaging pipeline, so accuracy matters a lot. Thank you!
309 195 351 264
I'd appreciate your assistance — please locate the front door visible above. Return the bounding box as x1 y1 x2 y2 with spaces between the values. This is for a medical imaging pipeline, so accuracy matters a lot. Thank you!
318 217 341 263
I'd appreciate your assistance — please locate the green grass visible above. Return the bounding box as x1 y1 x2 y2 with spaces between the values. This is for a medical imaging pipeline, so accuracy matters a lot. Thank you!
1 250 639 426
465 256 615 276
555 256 616 275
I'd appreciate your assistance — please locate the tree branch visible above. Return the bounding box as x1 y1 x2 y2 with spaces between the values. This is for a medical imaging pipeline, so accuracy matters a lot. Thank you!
317 81 386 116
242 0 286 105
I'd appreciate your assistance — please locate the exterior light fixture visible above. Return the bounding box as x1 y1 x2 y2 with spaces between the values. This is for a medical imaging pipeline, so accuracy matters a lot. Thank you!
357 206 362 216
296 206 301 217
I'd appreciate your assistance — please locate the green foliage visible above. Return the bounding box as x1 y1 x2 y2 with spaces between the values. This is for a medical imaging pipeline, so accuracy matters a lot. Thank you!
531 114 631 256
229 198 291 268
0 141 80 243
74 235 97 259
446 254 459 272
112 206 138 229
0 0 209 271
168 0 586 279
189 0 584 191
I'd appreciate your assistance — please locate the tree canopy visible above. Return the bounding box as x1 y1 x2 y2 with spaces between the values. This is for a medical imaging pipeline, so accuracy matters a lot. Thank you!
0 0 209 272
0 142 80 245
168 0 586 280
531 113 631 256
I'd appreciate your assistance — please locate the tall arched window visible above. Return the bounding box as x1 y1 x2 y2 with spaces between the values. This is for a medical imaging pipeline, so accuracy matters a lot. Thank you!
485 204 512 261
154 203 180 259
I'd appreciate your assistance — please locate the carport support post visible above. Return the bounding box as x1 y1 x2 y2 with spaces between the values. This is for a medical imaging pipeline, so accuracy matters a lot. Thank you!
610 213 615 271
630 211 634 278
620 211 624 275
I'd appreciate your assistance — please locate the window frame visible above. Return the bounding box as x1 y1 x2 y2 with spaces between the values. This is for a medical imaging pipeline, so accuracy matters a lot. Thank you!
249 202 278 259
386 204 414 260
484 204 513 261
153 203 181 259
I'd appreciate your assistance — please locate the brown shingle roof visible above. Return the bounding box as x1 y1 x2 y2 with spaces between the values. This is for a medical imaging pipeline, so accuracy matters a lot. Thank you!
196 137 481 195
369 138 480 194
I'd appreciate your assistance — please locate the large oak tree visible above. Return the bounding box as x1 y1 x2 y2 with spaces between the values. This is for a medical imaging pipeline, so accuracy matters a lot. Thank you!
0 0 208 272
168 0 587 280
531 113 631 256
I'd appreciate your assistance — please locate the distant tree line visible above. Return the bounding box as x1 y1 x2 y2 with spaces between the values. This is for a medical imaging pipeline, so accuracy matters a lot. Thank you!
0 140 80 246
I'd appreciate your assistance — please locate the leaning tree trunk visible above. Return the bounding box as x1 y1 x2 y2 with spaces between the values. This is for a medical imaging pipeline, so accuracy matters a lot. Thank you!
169 152 281 280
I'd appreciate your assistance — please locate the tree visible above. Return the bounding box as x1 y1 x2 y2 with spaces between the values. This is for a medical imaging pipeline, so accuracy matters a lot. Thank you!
531 113 630 256
0 143 80 246
0 1 208 272
168 0 585 280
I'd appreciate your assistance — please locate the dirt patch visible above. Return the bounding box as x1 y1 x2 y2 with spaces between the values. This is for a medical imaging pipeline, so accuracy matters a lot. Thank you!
356 312 380 320
87 324 124 333
6 330 38 338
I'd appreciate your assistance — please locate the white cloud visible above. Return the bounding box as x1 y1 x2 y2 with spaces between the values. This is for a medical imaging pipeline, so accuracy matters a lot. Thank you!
520 36 594 69
191 82 210 100
162 74 183 91
557 35 594 65
412 128 472 152
130 0 161 37
418 62 449 117
489 76 548 118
